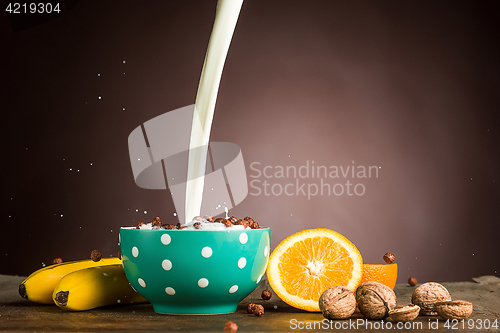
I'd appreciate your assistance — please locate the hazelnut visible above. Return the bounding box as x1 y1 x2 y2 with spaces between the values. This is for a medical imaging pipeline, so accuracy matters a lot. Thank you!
319 286 356 320
136 222 145 229
203 215 214 223
193 222 201 229
223 321 238 333
253 304 264 316
356 281 397 320
383 252 395 264
90 250 102 262
408 277 418 286
412 282 451 315
52 258 63 264
261 289 272 300
434 300 473 320
387 304 420 322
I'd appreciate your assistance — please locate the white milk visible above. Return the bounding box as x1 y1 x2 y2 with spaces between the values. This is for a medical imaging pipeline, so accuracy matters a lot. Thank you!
184 0 244 223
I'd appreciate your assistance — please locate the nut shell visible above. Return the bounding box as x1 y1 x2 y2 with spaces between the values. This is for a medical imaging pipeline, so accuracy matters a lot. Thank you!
356 281 397 320
388 304 420 322
435 300 473 320
411 282 451 315
319 286 356 320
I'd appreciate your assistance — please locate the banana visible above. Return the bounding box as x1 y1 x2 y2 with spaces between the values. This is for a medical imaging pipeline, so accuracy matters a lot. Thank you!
19 257 121 304
52 264 148 311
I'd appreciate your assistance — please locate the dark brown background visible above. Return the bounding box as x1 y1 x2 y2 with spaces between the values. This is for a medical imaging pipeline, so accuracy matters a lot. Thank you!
1 0 499 283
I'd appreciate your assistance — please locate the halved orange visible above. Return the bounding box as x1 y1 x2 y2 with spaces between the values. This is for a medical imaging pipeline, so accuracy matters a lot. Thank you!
267 228 363 312
360 263 398 290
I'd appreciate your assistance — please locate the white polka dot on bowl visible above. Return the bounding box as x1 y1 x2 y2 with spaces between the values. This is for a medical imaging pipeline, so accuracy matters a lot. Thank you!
198 278 209 288
239 233 248 244
161 234 171 245
238 257 246 269
138 278 146 288
162 259 172 271
229 285 238 294
165 287 175 295
132 246 139 257
201 246 212 258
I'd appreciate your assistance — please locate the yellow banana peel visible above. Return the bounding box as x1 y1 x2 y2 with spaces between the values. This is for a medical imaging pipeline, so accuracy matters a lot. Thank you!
52 264 148 311
19 257 121 304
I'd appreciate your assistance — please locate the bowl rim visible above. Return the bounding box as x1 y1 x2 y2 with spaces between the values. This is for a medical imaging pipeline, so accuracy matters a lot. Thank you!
119 226 270 231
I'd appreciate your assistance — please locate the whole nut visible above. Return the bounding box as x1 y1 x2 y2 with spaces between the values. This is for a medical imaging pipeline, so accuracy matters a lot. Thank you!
319 286 356 320
383 252 396 264
247 303 256 314
253 304 264 316
408 277 418 286
52 258 63 264
434 300 473 320
356 281 397 320
411 282 451 315
90 250 102 262
223 321 238 333
388 304 420 322
261 289 272 300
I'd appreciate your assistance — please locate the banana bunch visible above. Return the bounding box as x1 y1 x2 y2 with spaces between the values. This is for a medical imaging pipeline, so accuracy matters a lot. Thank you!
19 257 147 311
52 264 147 311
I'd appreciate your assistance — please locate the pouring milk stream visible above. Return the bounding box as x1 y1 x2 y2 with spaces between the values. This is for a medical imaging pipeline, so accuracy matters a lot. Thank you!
184 0 244 223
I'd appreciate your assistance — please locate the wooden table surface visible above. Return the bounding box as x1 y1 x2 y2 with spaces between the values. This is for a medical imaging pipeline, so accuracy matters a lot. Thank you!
1 274 499 332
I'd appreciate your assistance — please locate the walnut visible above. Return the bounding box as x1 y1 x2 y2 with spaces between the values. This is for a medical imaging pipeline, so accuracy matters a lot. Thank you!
356 281 397 320
387 304 420 322
411 282 451 315
319 286 356 320
434 300 473 320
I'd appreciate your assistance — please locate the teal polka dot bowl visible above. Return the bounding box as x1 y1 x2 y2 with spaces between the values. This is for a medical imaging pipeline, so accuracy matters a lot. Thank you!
119 227 270 315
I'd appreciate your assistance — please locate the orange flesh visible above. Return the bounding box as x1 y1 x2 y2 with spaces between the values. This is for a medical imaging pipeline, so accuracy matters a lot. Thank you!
278 236 354 301
360 263 398 289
